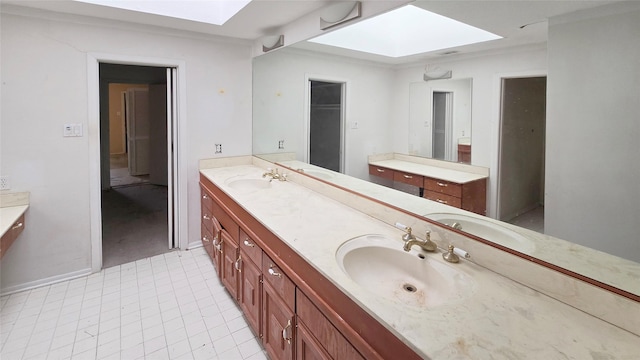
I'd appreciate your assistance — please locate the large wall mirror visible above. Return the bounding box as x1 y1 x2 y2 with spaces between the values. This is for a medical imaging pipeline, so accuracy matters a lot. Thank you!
252 1 640 301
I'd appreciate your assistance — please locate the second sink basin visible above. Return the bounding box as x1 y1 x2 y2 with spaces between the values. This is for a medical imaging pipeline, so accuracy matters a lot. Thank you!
425 213 535 253
336 235 475 309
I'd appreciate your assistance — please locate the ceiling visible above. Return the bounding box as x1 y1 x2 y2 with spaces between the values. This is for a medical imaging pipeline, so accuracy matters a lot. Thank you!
2 0 621 63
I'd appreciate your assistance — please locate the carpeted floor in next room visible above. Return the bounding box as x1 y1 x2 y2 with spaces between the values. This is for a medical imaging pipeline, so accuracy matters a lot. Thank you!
101 184 173 268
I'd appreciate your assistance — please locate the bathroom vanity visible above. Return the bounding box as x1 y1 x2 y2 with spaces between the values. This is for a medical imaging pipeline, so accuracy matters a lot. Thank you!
368 153 488 215
199 156 639 359
0 192 29 260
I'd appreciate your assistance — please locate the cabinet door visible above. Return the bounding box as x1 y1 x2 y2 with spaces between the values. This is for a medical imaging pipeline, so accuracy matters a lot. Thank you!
263 280 294 360
296 320 331 360
239 251 262 335
221 231 239 300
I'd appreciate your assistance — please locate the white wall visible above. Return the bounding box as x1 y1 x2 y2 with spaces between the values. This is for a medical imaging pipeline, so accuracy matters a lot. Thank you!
0 8 253 293
253 48 396 180
545 4 640 261
392 47 547 216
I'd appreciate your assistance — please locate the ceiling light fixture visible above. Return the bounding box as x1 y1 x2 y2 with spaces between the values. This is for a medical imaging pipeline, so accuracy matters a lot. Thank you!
423 66 452 82
262 35 285 53
319 1 362 30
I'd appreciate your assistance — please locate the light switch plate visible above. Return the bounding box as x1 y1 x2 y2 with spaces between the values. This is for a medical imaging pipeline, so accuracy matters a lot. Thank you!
64 124 83 137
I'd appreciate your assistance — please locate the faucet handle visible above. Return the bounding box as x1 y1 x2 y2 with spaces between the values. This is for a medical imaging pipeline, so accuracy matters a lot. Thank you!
395 222 415 241
443 245 471 263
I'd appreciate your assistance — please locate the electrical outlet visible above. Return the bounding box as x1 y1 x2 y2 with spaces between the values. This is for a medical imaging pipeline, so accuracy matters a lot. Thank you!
215 144 223 154
278 140 285 149
0 176 10 190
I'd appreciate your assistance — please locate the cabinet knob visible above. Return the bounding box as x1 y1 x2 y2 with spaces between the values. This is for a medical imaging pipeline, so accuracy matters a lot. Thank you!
268 265 281 278
282 319 292 345
203 214 210 220
202 236 210 243
376 168 385 173
202 194 208 200
12 222 23 230
243 239 255 248
436 199 448 204
436 181 448 187
403 174 413 179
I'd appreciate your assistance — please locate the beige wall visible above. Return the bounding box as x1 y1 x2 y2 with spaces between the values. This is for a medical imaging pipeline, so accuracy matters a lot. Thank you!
108 83 147 155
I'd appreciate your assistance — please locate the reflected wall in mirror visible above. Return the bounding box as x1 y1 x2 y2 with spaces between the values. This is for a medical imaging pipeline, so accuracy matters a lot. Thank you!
408 79 472 163
252 1 640 299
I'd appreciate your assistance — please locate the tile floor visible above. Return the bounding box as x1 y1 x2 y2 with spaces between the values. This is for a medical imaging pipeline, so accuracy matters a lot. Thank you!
0 248 266 360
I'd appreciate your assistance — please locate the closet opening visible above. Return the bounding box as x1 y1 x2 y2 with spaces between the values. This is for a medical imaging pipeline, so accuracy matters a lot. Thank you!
308 80 345 173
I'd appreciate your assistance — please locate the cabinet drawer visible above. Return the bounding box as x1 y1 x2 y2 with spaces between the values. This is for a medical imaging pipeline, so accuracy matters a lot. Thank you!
201 187 213 212
262 253 295 312
368 165 394 181
211 201 239 242
423 190 462 208
424 177 462 198
393 171 423 187
201 223 214 258
239 228 262 268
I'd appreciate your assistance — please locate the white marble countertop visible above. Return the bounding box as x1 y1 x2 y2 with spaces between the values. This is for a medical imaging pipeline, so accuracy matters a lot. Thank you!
200 164 639 359
369 159 487 184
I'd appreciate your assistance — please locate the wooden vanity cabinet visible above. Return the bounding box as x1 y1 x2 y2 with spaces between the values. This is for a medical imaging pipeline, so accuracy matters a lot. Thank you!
200 175 422 360
369 164 487 215
0 213 25 260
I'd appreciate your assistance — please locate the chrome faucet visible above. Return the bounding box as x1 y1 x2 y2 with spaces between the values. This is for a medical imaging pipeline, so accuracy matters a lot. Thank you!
262 168 287 181
403 231 437 252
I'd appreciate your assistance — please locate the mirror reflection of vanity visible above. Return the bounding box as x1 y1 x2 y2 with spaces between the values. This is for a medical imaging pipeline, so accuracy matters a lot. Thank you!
252 1 640 304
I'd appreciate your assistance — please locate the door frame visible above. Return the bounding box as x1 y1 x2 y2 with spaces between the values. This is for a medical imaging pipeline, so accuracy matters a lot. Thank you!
304 74 348 173
87 53 188 273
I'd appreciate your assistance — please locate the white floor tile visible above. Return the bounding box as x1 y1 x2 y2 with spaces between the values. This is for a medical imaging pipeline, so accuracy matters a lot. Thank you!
0 249 262 360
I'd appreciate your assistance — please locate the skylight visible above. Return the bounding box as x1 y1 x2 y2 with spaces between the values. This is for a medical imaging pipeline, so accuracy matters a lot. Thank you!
309 5 502 58
74 0 251 25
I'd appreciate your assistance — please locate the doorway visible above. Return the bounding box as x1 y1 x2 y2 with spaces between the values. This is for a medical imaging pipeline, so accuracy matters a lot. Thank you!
99 63 175 268
308 80 345 172
498 76 547 232
432 91 453 161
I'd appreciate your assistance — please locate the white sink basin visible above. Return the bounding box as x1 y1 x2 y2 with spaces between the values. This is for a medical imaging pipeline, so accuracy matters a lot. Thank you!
425 213 535 253
336 235 475 308
226 178 272 191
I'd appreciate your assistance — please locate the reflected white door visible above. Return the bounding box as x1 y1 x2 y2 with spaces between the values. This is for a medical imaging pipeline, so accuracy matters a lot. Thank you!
126 88 150 176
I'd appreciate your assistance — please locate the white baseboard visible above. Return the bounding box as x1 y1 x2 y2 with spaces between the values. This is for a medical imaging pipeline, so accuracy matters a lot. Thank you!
0 267 92 297
187 241 203 250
